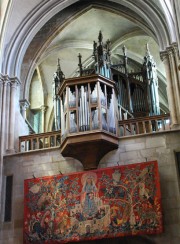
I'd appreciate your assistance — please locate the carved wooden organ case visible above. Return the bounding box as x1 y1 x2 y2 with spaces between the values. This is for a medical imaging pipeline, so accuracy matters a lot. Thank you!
77 31 160 120
52 31 160 168
52 31 160 133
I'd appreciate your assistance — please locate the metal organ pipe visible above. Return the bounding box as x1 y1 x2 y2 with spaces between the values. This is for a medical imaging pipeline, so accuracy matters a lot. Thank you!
134 88 137 111
143 93 146 111
60 98 65 137
137 88 140 111
139 89 142 111
121 81 124 107
78 86 90 131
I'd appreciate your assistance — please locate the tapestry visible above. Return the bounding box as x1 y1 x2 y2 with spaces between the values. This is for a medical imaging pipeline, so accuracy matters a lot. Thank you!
24 161 163 243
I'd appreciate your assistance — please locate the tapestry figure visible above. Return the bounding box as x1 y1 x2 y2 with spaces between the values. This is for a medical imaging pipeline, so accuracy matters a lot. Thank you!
81 173 98 218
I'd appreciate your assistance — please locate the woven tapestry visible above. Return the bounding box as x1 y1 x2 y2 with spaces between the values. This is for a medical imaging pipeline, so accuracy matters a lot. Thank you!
24 161 163 243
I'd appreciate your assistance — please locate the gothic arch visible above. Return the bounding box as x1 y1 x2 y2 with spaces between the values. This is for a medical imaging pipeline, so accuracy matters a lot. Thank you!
1 0 173 102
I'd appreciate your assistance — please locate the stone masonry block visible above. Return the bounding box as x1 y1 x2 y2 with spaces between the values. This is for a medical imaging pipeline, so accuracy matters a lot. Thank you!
139 148 157 159
145 135 166 148
119 151 139 161
100 149 120 163
163 208 180 225
160 181 180 198
166 132 180 145
162 197 180 210
125 142 145 151
159 164 178 181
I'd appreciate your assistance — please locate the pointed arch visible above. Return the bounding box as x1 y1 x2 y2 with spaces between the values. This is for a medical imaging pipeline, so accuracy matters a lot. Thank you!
1 0 174 102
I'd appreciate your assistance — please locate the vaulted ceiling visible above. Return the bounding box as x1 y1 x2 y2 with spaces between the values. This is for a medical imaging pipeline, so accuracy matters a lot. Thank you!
29 4 169 127
1 0 171 130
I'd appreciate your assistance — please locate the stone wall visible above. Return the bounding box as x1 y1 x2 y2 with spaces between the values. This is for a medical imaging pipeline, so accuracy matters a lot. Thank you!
0 130 180 244
100 131 180 244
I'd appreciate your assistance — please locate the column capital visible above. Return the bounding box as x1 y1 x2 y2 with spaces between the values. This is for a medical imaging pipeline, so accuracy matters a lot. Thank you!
0 73 21 86
40 105 48 113
0 73 10 86
19 99 30 109
20 99 30 120
160 50 168 62
171 42 178 52
160 42 179 62
9 77 21 87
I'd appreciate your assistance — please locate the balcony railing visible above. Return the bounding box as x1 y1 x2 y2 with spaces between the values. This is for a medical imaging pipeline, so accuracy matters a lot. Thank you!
18 114 171 152
119 114 170 137
19 131 61 152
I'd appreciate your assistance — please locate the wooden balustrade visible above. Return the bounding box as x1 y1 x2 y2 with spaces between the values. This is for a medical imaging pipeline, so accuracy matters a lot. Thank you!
18 114 171 152
119 114 171 137
19 130 61 152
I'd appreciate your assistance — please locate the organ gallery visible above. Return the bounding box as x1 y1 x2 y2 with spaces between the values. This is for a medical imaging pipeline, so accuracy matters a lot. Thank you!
51 31 161 169
1 2 180 243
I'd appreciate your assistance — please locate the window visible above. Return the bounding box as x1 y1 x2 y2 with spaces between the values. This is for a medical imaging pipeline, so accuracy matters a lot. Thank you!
176 152 180 176
4 175 13 222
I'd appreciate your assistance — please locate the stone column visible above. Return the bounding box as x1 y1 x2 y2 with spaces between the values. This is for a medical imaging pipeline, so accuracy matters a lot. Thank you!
5 80 11 151
19 99 30 119
7 78 21 153
0 74 10 212
41 105 48 133
172 0 180 57
167 45 180 123
0 75 4 130
0 76 10 153
160 49 179 128
172 43 180 93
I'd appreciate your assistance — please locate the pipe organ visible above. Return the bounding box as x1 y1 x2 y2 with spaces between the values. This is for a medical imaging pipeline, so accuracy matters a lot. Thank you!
52 31 161 168
59 76 118 142
52 58 65 130
58 75 119 169
77 31 160 119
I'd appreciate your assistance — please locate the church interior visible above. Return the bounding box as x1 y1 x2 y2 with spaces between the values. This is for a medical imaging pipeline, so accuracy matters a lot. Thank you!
0 0 180 243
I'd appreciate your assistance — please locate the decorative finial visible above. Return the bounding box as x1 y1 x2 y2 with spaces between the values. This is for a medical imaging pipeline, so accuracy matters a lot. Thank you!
78 53 83 76
122 45 127 56
78 53 82 60
146 43 150 55
98 30 103 43
57 58 61 71
55 58 65 81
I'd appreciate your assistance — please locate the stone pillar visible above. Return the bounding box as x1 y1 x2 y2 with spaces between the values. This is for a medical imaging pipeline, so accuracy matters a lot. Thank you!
172 0 180 58
7 78 21 153
19 99 30 119
0 76 10 153
0 74 10 212
5 80 11 151
167 45 180 122
0 75 4 130
41 105 47 133
160 46 180 128
172 43 180 92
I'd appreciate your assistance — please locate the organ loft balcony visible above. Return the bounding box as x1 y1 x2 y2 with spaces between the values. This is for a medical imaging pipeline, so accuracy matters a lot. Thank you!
18 31 171 169
58 74 119 170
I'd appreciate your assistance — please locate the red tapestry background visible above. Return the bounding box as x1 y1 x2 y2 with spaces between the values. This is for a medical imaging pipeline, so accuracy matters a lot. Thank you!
24 161 163 243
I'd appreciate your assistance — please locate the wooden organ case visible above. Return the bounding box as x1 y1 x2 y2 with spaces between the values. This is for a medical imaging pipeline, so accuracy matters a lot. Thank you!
54 31 160 170
59 75 119 170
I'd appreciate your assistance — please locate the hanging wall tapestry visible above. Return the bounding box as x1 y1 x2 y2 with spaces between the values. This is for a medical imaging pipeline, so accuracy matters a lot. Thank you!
24 161 163 243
